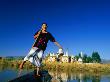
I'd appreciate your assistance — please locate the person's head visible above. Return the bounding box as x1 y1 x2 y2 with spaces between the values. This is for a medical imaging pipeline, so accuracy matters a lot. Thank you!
41 23 47 31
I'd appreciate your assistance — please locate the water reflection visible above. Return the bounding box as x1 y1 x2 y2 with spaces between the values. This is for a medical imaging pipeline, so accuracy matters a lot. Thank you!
49 71 110 82
0 67 110 82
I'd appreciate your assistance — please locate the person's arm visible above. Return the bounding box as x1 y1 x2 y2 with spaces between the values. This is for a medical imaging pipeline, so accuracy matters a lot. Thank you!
34 30 42 39
54 41 62 49
49 32 63 49
32 30 42 47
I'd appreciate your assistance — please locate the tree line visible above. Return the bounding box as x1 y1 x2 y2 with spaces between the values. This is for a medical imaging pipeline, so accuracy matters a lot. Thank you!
75 52 101 63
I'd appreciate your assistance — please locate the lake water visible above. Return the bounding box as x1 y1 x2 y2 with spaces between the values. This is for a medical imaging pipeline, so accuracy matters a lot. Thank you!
0 68 33 82
0 69 110 82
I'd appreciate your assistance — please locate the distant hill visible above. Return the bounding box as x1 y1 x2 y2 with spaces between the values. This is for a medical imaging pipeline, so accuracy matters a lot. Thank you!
5 56 25 58
4 56 25 60
101 59 110 64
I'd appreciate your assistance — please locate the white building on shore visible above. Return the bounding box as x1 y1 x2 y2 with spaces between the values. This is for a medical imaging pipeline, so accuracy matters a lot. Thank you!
47 51 83 63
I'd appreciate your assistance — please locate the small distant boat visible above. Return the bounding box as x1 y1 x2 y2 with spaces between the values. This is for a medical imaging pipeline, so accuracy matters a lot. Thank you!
8 70 52 82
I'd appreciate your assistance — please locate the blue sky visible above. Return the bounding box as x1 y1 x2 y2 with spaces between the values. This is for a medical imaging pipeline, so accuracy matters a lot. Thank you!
0 0 110 59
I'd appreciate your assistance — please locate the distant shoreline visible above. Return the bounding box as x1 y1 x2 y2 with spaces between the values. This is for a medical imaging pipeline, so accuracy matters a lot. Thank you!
0 58 110 73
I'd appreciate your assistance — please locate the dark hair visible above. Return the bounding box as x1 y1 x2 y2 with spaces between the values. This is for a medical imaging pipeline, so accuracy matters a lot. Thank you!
42 23 47 26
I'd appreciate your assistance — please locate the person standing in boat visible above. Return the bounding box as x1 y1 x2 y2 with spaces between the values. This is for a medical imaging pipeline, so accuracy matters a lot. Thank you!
19 23 63 76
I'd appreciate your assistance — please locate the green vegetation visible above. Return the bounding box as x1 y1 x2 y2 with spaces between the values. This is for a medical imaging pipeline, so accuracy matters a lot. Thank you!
0 58 110 73
75 51 101 63
44 62 110 73
0 58 34 70
92 52 101 63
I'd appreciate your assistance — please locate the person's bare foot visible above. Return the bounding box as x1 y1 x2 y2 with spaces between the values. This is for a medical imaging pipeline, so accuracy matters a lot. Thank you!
19 61 26 69
19 64 23 69
34 74 40 77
